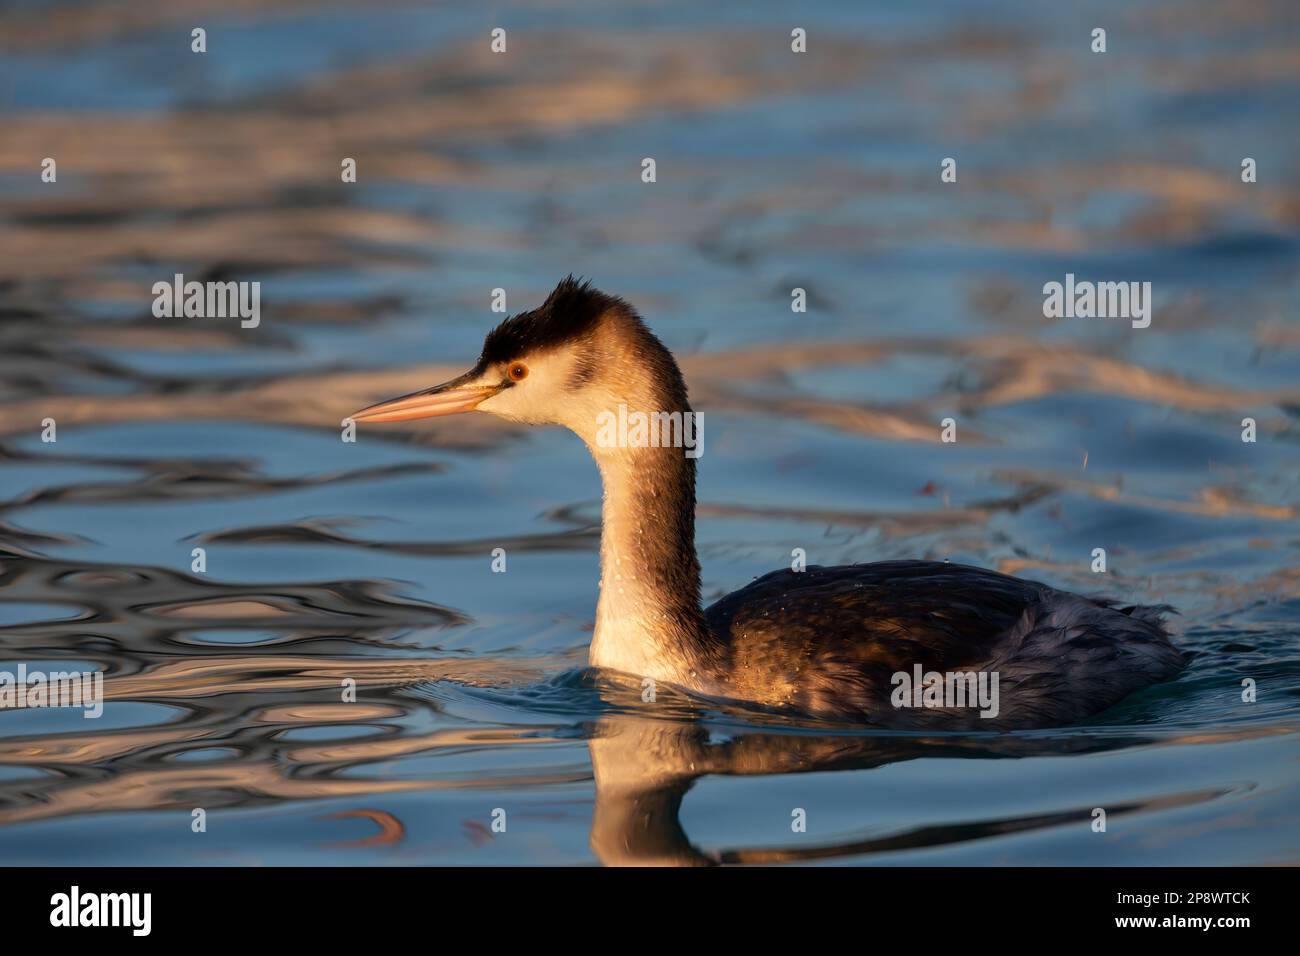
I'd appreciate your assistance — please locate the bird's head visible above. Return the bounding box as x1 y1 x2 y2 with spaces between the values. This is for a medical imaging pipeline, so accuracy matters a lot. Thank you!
352 277 691 450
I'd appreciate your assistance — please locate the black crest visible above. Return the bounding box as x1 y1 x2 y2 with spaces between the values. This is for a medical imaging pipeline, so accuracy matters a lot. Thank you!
479 276 623 365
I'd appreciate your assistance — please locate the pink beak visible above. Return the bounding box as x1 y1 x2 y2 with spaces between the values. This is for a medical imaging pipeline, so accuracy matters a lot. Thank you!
351 371 503 423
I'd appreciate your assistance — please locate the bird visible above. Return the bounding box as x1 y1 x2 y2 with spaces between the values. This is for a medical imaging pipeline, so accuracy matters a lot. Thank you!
352 277 1185 730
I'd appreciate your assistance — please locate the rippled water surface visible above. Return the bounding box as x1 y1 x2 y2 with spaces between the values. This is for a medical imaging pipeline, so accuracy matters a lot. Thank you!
1 0 1298 865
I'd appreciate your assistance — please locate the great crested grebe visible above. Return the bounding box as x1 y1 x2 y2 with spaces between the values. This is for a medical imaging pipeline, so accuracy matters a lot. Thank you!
353 277 1185 729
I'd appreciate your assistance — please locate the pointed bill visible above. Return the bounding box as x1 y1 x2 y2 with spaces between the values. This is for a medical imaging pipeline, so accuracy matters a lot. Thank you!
351 370 502 423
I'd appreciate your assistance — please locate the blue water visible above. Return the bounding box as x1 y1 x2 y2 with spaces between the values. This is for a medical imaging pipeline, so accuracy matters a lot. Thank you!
0 0 1297 865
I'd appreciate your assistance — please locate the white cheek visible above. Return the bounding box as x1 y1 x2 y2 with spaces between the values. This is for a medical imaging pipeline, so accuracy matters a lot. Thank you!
477 353 575 424
481 383 550 423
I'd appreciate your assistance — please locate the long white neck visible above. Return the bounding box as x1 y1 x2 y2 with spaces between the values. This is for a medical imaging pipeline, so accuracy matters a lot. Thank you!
584 443 716 688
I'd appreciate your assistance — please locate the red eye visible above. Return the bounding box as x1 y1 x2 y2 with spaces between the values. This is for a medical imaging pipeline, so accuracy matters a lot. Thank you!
508 363 528 381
